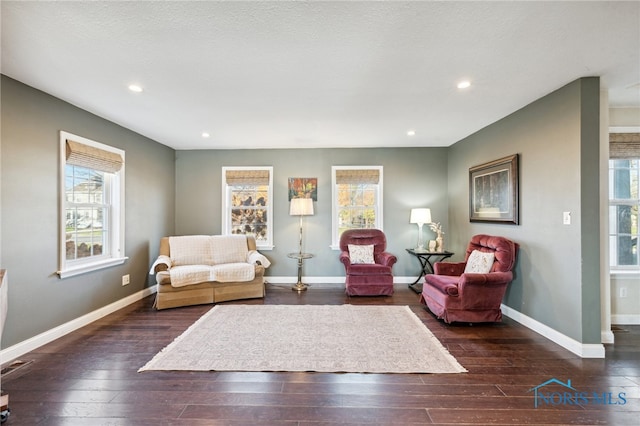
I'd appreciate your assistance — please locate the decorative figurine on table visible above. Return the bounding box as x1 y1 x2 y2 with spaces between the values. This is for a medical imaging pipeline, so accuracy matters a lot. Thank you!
429 222 445 252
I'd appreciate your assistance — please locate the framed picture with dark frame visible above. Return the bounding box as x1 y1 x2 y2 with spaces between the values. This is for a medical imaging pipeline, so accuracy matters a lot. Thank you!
469 154 519 224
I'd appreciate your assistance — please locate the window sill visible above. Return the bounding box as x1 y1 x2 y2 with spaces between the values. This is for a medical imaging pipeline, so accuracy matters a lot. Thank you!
610 269 640 278
58 257 128 279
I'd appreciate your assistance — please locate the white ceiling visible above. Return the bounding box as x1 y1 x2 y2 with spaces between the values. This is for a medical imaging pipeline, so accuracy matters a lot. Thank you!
2 1 639 150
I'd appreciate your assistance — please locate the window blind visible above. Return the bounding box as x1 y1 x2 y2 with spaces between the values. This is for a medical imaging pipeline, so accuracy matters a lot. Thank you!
225 169 270 185
66 139 123 173
335 169 380 185
610 133 640 159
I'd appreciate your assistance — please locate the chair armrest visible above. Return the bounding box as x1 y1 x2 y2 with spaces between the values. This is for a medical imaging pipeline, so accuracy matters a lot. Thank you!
376 252 398 267
434 261 465 276
339 251 352 267
457 271 513 308
459 271 513 287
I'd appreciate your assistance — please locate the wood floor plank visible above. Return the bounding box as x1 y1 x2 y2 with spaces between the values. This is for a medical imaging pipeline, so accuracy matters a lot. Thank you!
1 284 638 425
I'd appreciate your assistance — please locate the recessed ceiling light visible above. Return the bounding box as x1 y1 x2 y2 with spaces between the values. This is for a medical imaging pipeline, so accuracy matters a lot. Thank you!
201 132 210 138
407 130 416 137
457 81 471 89
128 84 143 93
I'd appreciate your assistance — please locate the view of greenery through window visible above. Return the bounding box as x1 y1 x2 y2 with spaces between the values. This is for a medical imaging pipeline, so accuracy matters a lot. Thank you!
610 158 639 267
65 165 107 260
337 183 377 235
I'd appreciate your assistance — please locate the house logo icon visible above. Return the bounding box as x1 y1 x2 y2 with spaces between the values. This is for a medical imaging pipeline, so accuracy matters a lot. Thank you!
528 378 627 408
529 378 576 408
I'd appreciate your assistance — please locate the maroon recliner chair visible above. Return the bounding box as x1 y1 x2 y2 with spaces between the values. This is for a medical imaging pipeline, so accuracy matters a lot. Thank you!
339 229 397 296
420 234 518 323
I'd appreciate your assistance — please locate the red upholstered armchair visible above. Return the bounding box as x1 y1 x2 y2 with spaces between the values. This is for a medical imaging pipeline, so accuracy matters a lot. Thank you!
420 234 518 323
339 229 397 296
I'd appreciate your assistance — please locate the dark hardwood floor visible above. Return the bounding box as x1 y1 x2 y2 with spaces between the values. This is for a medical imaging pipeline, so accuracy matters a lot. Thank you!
1 284 639 425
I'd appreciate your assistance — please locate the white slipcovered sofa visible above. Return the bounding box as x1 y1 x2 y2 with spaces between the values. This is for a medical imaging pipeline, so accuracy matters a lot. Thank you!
150 234 270 310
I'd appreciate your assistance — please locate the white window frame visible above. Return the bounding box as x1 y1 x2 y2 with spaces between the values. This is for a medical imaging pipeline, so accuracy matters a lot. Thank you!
221 166 274 250
330 165 383 249
58 131 126 278
608 127 640 275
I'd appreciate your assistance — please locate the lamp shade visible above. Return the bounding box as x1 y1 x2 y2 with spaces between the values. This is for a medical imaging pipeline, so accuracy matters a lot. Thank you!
410 208 431 225
290 198 314 216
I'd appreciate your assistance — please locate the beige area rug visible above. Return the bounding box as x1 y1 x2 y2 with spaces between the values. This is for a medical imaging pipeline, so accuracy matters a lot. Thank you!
139 305 467 374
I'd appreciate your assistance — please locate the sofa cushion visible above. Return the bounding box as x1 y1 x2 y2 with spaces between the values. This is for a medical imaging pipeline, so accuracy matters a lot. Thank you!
210 263 255 282
169 235 213 266
348 244 375 264
210 235 249 265
169 264 214 287
464 250 495 274
169 263 256 287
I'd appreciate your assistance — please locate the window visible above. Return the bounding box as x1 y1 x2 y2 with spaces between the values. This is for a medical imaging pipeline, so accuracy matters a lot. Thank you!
609 132 640 271
59 131 126 278
331 166 383 248
222 167 273 249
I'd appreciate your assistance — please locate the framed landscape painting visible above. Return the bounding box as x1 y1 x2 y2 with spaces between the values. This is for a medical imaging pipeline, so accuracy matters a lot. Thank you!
288 178 318 201
469 154 519 224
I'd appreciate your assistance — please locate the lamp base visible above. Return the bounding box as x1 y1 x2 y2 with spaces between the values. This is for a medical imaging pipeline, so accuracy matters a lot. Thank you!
291 282 308 292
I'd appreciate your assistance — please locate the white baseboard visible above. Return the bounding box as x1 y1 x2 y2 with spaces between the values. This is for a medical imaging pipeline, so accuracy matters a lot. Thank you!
601 329 615 344
501 304 605 359
611 314 640 325
1 285 157 365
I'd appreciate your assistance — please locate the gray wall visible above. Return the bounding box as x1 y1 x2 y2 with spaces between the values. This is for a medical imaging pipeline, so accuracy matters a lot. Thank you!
0 76 176 348
1 73 605 351
447 78 601 344
175 148 449 278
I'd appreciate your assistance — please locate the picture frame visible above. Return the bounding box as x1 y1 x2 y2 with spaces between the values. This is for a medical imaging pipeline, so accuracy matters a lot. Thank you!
288 177 318 201
469 154 519 224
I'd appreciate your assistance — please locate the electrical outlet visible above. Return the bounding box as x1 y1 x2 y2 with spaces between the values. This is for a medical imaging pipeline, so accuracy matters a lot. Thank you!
122 274 130 286
563 211 571 225
619 287 627 298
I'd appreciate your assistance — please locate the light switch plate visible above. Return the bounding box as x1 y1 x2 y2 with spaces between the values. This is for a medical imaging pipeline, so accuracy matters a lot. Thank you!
563 211 571 225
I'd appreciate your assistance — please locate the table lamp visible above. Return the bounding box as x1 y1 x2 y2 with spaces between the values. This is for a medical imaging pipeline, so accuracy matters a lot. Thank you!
410 208 431 251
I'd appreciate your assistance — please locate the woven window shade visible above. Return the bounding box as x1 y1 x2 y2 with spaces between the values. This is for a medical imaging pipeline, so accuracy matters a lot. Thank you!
66 140 123 173
610 133 640 159
336 169 380 184
225 169 270 185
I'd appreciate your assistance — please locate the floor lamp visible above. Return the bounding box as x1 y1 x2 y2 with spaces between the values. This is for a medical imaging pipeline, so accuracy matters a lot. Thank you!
410 208 431 251
289 198 314 291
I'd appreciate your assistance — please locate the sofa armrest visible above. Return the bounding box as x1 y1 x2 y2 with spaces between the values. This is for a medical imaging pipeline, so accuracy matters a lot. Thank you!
149 255 172 275
434 261 465 276
247 250 271 268
254 264 266 277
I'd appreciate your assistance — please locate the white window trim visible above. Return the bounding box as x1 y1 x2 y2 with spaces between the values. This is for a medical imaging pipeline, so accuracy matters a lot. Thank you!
221 166 274 250
608 126 640 274
58 131 127 278
330 165 383 250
